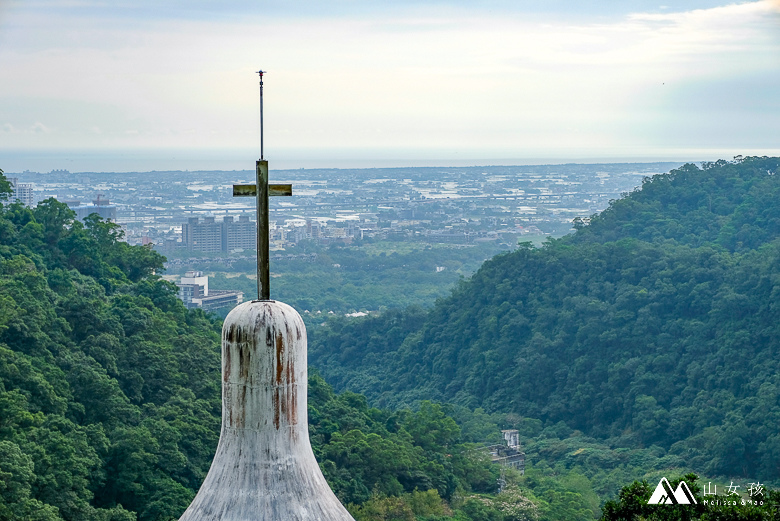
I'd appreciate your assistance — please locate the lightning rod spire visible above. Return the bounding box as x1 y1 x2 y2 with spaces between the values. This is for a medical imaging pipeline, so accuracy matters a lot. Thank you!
257 70 265 160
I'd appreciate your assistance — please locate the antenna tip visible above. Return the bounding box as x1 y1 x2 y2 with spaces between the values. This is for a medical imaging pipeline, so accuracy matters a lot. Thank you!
256 70 265 76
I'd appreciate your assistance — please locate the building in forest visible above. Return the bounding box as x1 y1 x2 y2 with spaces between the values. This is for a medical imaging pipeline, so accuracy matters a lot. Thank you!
176 271 243 311
488 429 525 473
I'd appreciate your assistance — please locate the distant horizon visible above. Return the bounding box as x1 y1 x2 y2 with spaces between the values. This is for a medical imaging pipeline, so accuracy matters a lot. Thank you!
3 1 778 172
2 147 770 175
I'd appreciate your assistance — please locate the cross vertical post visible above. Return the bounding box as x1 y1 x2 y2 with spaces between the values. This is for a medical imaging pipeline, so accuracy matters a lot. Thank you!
256 159 269 300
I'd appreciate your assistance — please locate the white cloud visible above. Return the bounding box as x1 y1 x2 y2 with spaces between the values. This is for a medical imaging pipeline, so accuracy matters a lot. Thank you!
31 122 51 133
0 0 778 161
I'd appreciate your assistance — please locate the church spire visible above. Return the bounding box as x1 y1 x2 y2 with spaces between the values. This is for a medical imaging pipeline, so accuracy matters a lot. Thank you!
177 73 354 521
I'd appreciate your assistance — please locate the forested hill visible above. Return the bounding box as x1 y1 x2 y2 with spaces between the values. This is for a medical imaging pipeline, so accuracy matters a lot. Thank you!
309 156 780 481
572 157 780 249
0 169 514 521
0 171 219 520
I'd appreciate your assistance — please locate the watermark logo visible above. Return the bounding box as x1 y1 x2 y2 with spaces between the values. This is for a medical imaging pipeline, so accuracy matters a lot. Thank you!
648 478 697 505
701 481 765 506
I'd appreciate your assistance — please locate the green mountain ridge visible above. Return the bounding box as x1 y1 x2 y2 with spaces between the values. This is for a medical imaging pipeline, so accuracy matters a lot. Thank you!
309 156 780 481
3 159 780 521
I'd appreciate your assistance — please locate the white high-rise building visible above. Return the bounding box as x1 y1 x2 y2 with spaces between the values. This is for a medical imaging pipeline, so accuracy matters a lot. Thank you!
6 178 35 206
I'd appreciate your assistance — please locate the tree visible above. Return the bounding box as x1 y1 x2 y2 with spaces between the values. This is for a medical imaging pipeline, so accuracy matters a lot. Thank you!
0 168 12 200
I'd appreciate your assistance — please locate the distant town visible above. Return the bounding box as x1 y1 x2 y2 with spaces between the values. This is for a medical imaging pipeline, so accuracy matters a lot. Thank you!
6 163 683 312
7 162 682 252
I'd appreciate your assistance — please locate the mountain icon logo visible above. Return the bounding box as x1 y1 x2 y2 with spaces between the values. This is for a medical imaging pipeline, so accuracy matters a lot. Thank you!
648 478 698 505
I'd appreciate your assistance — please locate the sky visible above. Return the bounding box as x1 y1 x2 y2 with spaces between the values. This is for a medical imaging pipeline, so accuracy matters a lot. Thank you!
0 0 779 172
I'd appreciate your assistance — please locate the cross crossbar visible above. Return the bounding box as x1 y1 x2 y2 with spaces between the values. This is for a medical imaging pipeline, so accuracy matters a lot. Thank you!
232 160 292 300
233 184 292 197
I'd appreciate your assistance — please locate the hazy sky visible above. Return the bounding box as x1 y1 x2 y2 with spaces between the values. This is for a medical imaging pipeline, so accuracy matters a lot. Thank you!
1 0 779 171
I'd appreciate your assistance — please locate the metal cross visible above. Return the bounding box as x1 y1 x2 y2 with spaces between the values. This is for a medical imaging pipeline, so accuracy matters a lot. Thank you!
233 162 292 300
231 71 292 300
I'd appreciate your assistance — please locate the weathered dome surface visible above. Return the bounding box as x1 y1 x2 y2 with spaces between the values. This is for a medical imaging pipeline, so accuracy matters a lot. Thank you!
179 300 354 521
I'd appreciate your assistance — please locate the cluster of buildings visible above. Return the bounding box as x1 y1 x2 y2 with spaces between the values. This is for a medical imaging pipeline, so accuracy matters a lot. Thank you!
63 195 118 221
175 271 243 311
172 215 364 254
3 178 120 224
5 163 677 251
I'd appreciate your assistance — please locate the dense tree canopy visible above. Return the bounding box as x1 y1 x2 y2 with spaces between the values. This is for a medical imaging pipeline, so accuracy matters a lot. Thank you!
0 191 220 520
309 157 780 481
0 176 519 520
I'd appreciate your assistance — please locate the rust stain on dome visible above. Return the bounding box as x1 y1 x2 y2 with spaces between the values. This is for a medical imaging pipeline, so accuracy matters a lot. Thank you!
275 331 285 385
